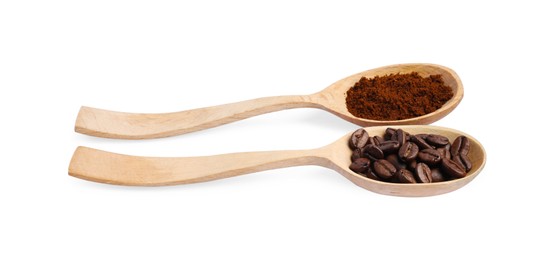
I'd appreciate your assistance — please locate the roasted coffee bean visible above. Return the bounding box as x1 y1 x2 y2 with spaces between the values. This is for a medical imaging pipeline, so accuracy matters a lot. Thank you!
453 153 472 172
365 169 380 180
415 163 432 183
370 136 384 146
407 160 417 172
426 134 450 147
430 168 446 182
398 142 419 162
417 148 442 166
363 144 384 160
441 158 467 178
358 168 373 178
451 135 470 156
410 134 433 150
378 141 400 154
386 154 407 170
437 147 451 160
349 128 369 149
385 128 397 140
349 158 370 174
348 128 473 184
373 159 397 179
397 169 416 183
351 149 363 162
460 153 472 172
396 129 407 146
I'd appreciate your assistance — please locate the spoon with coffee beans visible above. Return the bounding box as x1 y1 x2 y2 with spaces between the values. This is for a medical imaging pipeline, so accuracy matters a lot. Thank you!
69 125 485 197
75 63 463 139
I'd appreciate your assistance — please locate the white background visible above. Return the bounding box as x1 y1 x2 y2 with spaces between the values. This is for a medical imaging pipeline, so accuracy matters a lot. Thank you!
1 1 558 259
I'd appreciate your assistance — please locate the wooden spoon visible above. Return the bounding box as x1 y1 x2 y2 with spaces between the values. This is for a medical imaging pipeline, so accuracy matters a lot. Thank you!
75 63 463 139
68 125 485 197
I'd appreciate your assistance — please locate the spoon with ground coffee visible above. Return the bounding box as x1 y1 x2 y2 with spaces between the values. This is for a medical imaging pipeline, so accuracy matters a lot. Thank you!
75 63 463 139
69 125 485 197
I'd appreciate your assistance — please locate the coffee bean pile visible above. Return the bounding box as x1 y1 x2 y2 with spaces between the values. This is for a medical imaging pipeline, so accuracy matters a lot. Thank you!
349 128 472 183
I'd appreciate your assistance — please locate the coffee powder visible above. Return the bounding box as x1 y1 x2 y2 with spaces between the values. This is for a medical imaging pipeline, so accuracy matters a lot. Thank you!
345 72 453 120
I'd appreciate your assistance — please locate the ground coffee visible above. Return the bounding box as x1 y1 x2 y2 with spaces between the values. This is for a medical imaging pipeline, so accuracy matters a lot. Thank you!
345 72 453 120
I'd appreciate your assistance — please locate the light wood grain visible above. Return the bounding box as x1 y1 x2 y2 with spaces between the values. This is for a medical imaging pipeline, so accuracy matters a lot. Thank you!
69 125 486 197
75 63 464 139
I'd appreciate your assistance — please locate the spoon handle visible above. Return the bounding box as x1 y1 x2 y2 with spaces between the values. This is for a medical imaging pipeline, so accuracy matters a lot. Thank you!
69 146 330 186
75 95 321 139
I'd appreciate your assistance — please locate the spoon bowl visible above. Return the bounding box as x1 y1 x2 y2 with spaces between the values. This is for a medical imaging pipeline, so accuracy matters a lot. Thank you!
75 63 463 139
69 125 485 197
314 63 463 127
326 125 485 196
